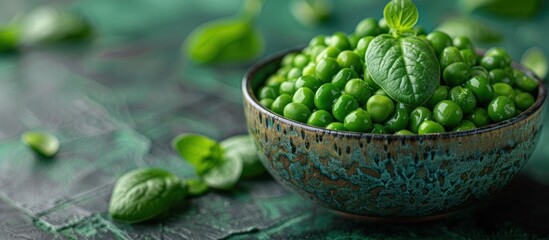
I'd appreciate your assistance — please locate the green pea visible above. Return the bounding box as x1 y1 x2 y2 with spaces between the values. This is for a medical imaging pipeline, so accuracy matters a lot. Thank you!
283 102 311 123
260 98 274 108
396 102 414 114
481 55 507 71
325 32 351 51
347 33 361 49
379 18 390 33
282 53 297 66
460 49 477 68
302 63 316 76
363 67 380 90
492 82 515 99
314 83 341 111
439 46 463 70
309 35 326 47
259 86 278 100
409 107 432 133
371 123 389 134
425 85 449 109
315 46 341 62
443 62 470 87
307 110 334 127
293 54 310 69
464 76 494 104
315 57 340 82
453 36 474 50
287 67 303 80
395 129 414 135
513 70 538 92
332 94 359 122
489 69 513 85
514 92 535 111
344 79 371 105
279 81 296 95
355 17 381 37
433 100 463 128
426 31 452 55
374 89 389 97
485 47 512 66
488 96 516 122
308 45 326 60
332 68 359 90
471 66 489 78
293 87 315 109
326 122 346 131
384 109 410 133
414 25 426 36
355 36 374 59
266 75 286 88
336 50 362 73
277 66 292 78
295 75 322 92
448 86 477 114
344 109 372 132
418 120 446 134
271 94 293 115
366 95 395 123
466 108 490 127
452 120 476 132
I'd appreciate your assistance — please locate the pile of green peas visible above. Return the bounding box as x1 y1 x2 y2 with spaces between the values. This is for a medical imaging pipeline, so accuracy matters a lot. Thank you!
257 18 538 135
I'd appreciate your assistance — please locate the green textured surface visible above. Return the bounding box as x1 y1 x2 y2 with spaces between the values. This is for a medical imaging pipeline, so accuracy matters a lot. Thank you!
1 0 549 239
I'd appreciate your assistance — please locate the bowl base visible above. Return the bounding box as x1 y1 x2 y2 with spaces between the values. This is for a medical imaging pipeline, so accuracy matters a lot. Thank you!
331 209 462 223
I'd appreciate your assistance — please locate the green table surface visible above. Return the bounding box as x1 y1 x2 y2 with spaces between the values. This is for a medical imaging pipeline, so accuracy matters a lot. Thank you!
1 0 549 239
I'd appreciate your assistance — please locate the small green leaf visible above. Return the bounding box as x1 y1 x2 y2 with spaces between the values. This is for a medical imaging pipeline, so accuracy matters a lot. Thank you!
0 24 20 52
436 17 502 43
171 134 224 176
521 47 547 79
21 131 60 158
184 18 263 64
221 135 266 178
186 179 210 196
383 0 419 33
203 154 243 191
108 168 186 224
22 7 93 45
365 34 440 107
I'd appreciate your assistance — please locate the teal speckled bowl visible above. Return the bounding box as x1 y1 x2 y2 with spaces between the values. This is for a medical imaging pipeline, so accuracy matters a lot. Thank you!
242 49 546 220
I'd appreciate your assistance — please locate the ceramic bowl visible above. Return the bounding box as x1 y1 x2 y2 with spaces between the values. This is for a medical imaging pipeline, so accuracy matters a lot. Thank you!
242 48 546 220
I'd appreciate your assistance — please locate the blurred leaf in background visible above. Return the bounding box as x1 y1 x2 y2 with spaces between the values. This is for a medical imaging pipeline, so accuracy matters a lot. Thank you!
436 16 502 43
22 7 93 46
290 0 333 26
184 0 265 65
521 47 548 80
459 0 541 18
0 23 19 52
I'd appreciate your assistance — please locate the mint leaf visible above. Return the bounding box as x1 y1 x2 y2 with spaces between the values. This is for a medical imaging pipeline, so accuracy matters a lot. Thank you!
365 34 440 107
184 18 263 64
21 131 60 158
171 134 224 176
203 154 243 190
221 135 266 178
109 168 186 223
383 0 419 34
521 47 548 79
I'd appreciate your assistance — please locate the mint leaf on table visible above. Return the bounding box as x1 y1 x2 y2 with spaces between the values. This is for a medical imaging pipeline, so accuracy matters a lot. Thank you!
21 131 60 158
521 47 548 80
108 168 187 224
365 0 440 107
171 134 224 176
436 17 502 43
220 135 265 178
186 179 210 196
202 154 243 191
22 7 93 45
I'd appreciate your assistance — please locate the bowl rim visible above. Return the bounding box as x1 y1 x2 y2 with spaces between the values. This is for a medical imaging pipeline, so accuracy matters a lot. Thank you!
242 47 547 140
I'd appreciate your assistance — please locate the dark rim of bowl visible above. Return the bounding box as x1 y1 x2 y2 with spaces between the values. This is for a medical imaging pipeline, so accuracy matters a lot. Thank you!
242 47 547 140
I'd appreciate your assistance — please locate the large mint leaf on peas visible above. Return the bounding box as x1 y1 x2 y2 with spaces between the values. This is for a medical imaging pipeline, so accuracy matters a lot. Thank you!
365 34 440 107
171 134 224 176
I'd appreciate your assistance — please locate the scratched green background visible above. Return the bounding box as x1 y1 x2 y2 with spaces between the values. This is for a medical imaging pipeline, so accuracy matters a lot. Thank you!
1 0 549 239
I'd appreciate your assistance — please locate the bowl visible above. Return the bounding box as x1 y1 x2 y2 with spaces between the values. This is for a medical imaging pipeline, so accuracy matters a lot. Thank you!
242 48 546 221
